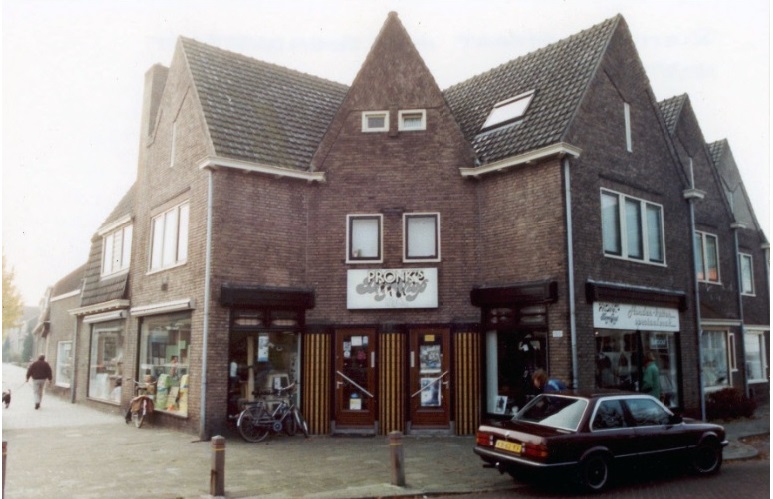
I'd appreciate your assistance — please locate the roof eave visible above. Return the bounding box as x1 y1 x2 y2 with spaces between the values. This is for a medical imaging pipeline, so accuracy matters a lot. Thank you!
459 142 582 178
199 156 326 183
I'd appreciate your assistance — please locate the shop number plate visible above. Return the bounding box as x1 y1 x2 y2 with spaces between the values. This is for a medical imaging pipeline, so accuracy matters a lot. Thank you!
495 440 522 453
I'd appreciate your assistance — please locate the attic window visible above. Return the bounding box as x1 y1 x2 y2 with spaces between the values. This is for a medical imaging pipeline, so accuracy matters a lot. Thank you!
398 110 426 131
362 111 389 132
481 91 535 131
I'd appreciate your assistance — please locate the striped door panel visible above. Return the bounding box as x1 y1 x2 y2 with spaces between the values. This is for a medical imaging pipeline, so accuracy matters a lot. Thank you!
453 331 480 435
378 332 405 435
301 333 331 435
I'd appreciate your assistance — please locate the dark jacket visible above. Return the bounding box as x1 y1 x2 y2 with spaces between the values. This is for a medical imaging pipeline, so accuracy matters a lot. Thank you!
26 359 52 381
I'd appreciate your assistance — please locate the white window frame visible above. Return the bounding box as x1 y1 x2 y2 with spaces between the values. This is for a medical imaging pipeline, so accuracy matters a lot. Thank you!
694 231 721 284
701 329 731 390
149 201 189 272
55 340 73 388
481 90 535 131
624 102 632 152
346 214 383 263
601 189 665 265
101 224 133 278
403 212 440 262
744 330 768 383
398 109 426 131
362 111 389 132
740 252 755 295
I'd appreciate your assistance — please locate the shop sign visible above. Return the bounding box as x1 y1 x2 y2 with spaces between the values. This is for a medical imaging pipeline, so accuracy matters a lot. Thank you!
347 268 438 309
593 302 679 332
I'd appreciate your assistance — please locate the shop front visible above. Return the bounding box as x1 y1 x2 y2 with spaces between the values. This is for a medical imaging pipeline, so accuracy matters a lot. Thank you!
588 282 687 409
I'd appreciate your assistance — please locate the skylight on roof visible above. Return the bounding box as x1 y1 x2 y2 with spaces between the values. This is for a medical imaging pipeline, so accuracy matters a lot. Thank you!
481 91 535 131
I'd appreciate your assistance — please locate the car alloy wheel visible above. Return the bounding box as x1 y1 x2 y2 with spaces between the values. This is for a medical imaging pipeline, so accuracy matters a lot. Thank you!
579 453 610 492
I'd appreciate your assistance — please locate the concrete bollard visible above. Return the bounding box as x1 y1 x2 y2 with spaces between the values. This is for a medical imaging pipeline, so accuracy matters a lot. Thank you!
210 435 225 496
388 431 405 487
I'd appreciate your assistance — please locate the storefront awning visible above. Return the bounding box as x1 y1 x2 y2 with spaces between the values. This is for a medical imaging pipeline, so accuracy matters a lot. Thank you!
585 281 687 311
220 284 315 309
470 280 557 307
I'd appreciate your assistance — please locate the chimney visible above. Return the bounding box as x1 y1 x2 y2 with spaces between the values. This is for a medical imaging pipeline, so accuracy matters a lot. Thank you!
140 63 169 143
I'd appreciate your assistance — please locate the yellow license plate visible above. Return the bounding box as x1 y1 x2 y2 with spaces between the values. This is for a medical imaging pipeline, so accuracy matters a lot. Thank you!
495 440 522 453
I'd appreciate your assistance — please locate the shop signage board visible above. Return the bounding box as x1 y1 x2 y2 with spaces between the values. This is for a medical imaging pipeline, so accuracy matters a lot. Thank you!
347 268 438 309
593 301 679 332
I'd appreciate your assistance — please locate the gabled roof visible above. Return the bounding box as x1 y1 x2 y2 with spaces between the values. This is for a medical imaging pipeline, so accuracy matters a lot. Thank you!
51 263 87 298
708 139 766 238
443 15 620 165
80 185 135 308
181 37 349 171
658 94 687 134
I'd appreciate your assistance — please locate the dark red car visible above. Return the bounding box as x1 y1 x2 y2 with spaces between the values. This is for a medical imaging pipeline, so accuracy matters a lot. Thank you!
474 391 727 492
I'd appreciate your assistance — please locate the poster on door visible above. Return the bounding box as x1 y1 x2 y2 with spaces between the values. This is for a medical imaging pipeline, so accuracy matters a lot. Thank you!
420 377 441 407
420 344 441 374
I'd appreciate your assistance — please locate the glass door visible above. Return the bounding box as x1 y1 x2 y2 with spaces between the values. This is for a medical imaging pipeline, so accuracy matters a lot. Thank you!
334 329 377 428
409 328 450 428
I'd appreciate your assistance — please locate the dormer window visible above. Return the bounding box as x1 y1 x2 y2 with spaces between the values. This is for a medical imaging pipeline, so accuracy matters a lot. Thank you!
398 110 426 131
481 90 535 131
101 223 133 277
362 111 389 132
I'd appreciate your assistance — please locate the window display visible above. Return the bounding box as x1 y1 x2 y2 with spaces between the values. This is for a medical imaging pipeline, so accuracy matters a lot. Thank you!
701 330 729 389
139 312 192 416
485 330 547 416
88 321 125 402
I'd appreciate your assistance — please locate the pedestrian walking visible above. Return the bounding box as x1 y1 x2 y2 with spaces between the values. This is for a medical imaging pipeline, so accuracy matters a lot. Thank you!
26 354 52 409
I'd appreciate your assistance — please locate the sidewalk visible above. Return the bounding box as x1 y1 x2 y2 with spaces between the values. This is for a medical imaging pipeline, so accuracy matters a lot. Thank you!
1 362 768 498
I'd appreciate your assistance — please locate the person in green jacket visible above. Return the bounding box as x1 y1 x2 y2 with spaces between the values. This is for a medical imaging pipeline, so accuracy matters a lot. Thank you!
641 351 661 400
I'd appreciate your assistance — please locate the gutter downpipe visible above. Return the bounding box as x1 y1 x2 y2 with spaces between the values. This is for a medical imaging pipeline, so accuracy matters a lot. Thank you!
70 316 79 404
563 158 579 389
684 184 706 420
199 168 214 441
731 225 749 398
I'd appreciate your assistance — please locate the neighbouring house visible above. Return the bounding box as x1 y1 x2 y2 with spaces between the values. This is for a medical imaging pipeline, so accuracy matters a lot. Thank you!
46 12 767 438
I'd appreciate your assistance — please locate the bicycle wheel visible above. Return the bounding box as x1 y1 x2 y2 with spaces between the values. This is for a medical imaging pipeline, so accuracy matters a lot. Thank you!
293 407 310 438
238 406 270 443
283 411 297 436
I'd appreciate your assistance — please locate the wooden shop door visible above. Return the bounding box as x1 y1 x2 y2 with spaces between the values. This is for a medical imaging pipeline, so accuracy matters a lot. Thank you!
334 328 377 428
409 327 451 428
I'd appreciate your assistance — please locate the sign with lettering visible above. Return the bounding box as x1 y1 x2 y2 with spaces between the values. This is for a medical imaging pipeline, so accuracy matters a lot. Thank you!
347 268 438 309
593 302 679 332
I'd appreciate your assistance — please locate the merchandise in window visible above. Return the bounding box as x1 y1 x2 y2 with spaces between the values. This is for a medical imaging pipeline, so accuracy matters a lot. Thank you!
139 312 192 416
485 330 547 416
56 341 73 388
88 321 125 403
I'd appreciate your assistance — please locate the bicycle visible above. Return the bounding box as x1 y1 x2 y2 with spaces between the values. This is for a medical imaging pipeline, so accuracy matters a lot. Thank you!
236 383 309 442
124 379 156 428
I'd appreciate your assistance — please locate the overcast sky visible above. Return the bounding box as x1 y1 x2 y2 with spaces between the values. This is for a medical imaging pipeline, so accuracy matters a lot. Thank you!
2 0 770 306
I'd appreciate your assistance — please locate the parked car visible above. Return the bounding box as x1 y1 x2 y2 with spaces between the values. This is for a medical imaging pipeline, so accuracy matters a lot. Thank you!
474 391 727 492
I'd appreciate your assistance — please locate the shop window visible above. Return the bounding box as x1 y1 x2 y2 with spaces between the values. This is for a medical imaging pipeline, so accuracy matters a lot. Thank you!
88 321 125 403
101 224 132 277
403 213 440 262
740 253 754 295
347 214 382 263
362 111 389 132
701 330 730 389
150 201 189 271
601 189 664 264
745 331 768 382
694 231 720 283
485 330 547 416
56 341 73 388
139 312 192 416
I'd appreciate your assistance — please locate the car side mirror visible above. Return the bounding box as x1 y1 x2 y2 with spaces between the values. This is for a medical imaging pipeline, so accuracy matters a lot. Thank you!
669 414 683 424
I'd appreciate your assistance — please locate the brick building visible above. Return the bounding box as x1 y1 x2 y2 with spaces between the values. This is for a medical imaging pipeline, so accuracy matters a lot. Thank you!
43 13 767 437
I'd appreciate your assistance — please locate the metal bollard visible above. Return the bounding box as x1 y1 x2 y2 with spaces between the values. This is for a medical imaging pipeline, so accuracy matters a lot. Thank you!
388 431 405 487
210 435 225 496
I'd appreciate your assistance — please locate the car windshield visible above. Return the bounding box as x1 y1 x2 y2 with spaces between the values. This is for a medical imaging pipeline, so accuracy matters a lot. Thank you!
515 395 588 431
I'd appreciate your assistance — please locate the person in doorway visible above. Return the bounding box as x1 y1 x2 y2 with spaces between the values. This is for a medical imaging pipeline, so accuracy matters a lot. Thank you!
641 351 661 400
532 369 567 393
26 354 52 410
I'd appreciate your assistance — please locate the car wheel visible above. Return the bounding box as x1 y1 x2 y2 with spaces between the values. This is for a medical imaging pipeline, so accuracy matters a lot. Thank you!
690 439 723 475
578 453 610 492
